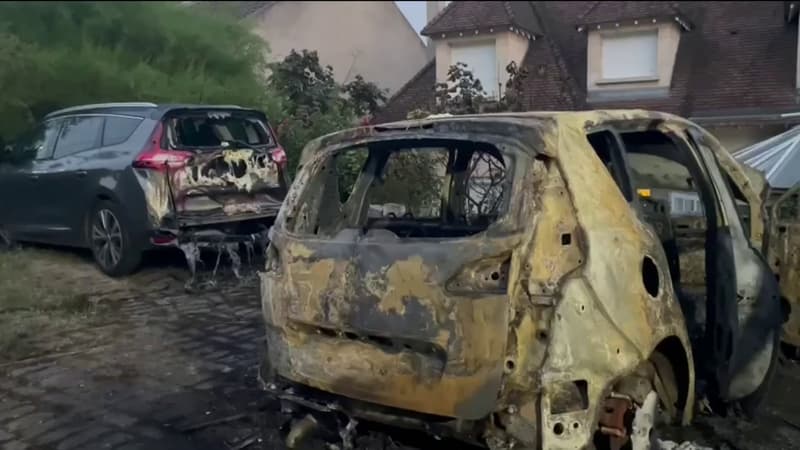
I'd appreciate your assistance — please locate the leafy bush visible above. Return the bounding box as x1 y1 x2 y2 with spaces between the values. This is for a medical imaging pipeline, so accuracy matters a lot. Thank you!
0 1 270 139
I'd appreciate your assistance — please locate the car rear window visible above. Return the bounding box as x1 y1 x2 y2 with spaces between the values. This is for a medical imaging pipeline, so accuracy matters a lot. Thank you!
165 113 275 149
289 138 512 239
102 116 142 146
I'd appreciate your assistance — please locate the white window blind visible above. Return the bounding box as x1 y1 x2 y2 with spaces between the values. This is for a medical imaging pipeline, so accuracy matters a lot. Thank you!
601 30 658 80
450 42 498 97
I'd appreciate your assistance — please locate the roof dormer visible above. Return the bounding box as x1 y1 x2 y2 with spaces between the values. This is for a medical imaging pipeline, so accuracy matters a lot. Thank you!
577 5 692 103
422 1 540 99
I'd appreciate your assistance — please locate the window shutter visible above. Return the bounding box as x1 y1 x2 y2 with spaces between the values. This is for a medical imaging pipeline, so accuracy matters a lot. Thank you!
450 42 498 97
601 31 658 80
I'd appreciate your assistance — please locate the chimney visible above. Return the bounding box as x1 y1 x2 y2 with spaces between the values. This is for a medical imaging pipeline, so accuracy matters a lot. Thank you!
425 1 449 55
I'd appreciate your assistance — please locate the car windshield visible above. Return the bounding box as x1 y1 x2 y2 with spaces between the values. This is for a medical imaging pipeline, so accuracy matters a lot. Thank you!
287 138 513 239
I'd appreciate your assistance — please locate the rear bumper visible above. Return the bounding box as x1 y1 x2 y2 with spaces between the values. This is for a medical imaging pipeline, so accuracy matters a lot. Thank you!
148 214 275 247
257 362 483 445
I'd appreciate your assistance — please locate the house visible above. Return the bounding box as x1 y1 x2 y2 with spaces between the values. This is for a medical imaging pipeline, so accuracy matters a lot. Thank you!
192 1 431 95
379 1 800 152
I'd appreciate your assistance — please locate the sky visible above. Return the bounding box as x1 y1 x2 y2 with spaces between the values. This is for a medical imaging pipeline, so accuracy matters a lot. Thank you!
396 1 427 37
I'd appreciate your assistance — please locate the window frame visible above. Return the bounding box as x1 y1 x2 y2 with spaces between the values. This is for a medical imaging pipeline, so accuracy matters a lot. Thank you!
51 114 105 160
449 40 499 98
597 28 660 84
101 114 144 147
285 136 518 240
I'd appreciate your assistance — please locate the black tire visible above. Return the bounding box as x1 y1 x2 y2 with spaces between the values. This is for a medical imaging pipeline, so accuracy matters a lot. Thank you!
734 330 781 420
88 200 142 277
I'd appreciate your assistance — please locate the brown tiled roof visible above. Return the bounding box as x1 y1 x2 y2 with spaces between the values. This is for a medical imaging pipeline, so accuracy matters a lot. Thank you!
578 1 689 28
374 60 436 123
422 1 542 37
381 1 799 124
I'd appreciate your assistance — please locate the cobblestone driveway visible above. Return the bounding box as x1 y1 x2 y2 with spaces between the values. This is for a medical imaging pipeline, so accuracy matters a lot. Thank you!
0 250 287 450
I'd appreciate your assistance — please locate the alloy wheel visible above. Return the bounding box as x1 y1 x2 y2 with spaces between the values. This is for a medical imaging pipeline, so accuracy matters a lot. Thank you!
91 209 123 270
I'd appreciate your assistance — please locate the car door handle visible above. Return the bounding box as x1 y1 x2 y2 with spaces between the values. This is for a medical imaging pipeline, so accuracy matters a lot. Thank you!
75 170 88 177
29 174 39 181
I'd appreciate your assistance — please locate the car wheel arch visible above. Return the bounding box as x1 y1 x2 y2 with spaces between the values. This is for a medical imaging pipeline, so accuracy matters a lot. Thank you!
651 335 694 425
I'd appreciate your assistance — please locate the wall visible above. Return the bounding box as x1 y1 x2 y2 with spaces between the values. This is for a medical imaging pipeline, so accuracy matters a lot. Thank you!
251 1 430 95
706 125 786 153
433 31 530 97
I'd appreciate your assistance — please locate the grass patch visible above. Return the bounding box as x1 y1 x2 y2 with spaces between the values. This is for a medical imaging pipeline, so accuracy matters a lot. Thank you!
0 249 95 361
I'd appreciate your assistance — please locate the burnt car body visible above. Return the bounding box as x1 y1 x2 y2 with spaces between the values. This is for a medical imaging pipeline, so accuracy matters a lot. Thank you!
260 111 782 449
764 185 800 348
0 102 288 276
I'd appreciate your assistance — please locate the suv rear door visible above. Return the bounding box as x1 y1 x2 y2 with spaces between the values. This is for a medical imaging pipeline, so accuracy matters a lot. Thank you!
135 108 288 228
591 119 781 405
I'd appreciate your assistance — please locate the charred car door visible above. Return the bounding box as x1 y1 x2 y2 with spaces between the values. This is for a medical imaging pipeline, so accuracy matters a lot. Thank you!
603 118 780 409
683 126 782 407
766 185 800 348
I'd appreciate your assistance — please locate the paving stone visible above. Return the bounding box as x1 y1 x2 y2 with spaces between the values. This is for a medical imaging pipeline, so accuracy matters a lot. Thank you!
55 426 110 450
6 411 54 434
0 405 35 423
0 429 13 442
101 411 138 429
16 415 74 442
95 432 132 449
135 426 164 440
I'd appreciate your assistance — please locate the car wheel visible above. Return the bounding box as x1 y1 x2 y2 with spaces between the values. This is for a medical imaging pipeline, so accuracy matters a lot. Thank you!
88 201 142 277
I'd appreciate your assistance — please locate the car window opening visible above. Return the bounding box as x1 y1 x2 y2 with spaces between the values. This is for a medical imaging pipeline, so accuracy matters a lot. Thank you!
291 139 511 239
164 114 275 150
617 130 720 340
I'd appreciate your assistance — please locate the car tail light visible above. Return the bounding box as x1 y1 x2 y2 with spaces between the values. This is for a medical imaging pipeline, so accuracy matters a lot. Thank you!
269 146 287 168
133 122 193 171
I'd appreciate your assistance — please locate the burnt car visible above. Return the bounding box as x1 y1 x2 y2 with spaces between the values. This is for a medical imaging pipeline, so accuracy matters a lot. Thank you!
0 103 288 276
764 185 800 349
259 111 782 449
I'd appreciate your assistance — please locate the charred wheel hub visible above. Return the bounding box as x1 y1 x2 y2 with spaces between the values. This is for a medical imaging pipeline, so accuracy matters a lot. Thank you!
598 394 635 450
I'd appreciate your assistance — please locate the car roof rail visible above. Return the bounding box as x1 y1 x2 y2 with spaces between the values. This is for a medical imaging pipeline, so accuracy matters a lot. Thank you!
45 102 159 118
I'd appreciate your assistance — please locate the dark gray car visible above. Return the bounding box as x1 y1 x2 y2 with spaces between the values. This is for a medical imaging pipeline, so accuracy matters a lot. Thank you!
0 102 289 276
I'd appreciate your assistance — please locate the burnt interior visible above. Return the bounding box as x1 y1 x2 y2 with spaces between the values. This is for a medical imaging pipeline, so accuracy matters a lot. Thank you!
289 139 511 239
165 112 275 149
587 129 719 345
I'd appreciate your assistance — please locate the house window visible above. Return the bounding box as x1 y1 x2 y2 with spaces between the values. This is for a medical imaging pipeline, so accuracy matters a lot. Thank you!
601 30 658 81
669 191 704 217
450 42 498 97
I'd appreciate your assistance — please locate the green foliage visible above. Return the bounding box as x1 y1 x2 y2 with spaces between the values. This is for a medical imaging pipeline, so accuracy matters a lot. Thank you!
268 50 338 119
0 1 270 139
343 75 388 117
434 62 487 115
0 3 392 181
368 151 446 217
267 50 388 175
414 61 529 118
